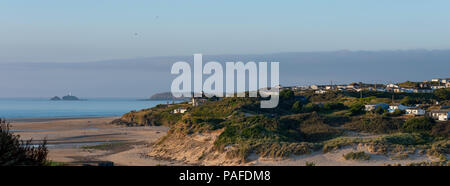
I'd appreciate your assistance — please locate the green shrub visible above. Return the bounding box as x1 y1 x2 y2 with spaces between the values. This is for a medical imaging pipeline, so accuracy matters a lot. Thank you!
343 151 371 160
323 102 346 111
390 153 409 160
305 161 316 166
434 88 450 101
431 122 450 138
403 117 435 133
322 137 368 153
374 106 386 115
1 119 48 166
342 115 403 134
291 101 303 113
400 96 417 105
280 89 295 100
381 133 431 145
303 103 320 112
348 102 365 116
391 109 405 117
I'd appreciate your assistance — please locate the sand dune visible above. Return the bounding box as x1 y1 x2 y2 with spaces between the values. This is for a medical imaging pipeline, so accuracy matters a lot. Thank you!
9 117 442 166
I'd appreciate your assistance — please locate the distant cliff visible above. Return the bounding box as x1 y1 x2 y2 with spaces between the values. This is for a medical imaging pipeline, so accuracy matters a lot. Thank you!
148 92 188 100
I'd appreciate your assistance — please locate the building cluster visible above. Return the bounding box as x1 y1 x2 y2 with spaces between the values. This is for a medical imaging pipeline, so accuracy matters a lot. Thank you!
363 103 449 121
281 77 450 95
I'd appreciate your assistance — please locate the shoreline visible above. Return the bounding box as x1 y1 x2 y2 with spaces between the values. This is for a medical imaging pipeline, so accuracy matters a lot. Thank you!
7 116 118 123
8 116 181 166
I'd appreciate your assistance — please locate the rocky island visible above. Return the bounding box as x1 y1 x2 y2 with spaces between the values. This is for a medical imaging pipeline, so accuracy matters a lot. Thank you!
50 93 82 101
50 96 61 101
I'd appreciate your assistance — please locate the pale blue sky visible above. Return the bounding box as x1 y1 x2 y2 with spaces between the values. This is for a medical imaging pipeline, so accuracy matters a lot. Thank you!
1 0 450 62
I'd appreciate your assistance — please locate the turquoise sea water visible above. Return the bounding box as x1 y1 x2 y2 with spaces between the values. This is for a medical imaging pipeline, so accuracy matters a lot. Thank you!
0 98 174 118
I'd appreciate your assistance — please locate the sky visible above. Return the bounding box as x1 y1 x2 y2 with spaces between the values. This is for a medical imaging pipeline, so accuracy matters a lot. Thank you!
1 0 450 63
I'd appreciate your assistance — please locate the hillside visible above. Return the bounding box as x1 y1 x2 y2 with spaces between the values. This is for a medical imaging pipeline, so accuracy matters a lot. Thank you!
112 90 450 165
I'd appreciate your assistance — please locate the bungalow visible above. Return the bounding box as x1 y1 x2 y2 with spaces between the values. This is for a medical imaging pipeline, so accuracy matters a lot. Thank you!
432 78 441 82
413 88 433 93
431 85 446 89
364 103 389 112
446 82 450 88
394 88 414 93
388 104 408 113
337 85 347 89
310 85 319 90
386 84 399 89
375 88 387 92
315 90 327 94
419 83 431 89
347 83 360 89
428 110 450 121
325 85 336 90
405 107 426 116
173 107 187 114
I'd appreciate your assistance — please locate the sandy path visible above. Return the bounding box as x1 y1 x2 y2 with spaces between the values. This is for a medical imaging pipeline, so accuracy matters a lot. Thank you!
252 146 437 166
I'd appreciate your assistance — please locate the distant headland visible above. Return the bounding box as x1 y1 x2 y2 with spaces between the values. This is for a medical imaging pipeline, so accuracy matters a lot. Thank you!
140 92 189 101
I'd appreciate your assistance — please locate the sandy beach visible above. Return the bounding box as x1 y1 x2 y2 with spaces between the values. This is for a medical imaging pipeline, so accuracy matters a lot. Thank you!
8 117 443 166
8 117 188 166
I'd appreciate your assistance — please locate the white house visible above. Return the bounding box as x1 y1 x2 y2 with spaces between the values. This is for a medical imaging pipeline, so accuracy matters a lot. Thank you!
405 107 426 116
386 84 399 89
441 78 450 84
347 83 360 89
275 84 283 90
432 78 441 82
388 104 408 113
364 103 389 112
431 85 446 89
428 110 450 121
315 90 327 94
173 107 187 114
394 88 414 93
413 89 433 93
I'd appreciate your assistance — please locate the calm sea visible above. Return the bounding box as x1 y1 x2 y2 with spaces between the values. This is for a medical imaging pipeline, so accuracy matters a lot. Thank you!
0 98 175 119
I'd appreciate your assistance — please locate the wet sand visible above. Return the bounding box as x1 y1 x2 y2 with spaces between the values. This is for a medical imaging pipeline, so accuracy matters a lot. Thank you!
9 117 187 166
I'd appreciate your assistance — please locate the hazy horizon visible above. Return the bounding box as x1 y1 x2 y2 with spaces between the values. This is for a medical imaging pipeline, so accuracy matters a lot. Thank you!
1 48 450 64
2 1 450 63
1 50 449 98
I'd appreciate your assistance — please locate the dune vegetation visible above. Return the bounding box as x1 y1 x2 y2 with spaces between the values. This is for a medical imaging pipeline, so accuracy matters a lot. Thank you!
113 89 450 164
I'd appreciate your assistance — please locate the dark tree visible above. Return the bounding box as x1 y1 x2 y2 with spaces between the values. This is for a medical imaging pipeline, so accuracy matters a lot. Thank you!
1 119 48 166
434 88 450 101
